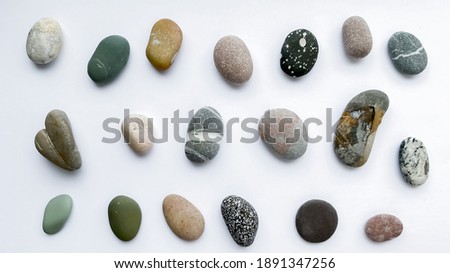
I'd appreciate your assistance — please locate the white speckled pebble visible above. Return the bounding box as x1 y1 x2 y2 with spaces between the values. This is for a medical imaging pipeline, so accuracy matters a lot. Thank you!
26 18 63 64
399 137 429 186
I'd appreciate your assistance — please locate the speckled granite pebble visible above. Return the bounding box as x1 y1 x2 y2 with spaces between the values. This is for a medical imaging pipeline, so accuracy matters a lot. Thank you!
163 194 205 241
295 199 338 243
26 18 63 64
334 90 389 167
365 214 403 242
122 114 153 154
388 31 427 75
35 110 82 171
221 195 258 247
185 106 223 163
342 16 372 58
280 29 318 77
108 195 142 241
258 108 308 159
214 35 253 85
146 18 182 70
42 194 72 235
399 137 429 186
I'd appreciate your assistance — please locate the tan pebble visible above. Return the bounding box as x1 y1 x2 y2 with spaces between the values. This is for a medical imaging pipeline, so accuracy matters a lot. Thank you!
162 194 205 241
146 18 182 70
121 114 153 154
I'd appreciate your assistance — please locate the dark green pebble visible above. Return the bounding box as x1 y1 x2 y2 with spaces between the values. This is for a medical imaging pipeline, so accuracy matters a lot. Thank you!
108 195 142 241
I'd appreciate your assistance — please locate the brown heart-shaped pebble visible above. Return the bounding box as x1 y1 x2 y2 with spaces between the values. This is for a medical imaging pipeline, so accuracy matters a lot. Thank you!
34 110 82 171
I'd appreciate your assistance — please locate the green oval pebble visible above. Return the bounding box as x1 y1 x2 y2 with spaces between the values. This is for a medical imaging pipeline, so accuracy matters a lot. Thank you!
43 194 73 235
108 195 142 241
87 35 130 83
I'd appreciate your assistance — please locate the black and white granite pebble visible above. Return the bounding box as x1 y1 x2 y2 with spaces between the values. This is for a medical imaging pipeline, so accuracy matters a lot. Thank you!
280 29 319 77
221 195 258 247
295 199 338 243
185 106 223 163
399 137 429 186
388 31 427 75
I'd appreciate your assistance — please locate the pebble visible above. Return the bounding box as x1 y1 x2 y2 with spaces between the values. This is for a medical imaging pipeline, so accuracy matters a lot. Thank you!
342 16 372 58
295 199 338 243
221 195 258 247
146 18 182 70
280 29 319 77
213 35 253 85
334 90 389 167
185 106 223 163
388 31 428 75
162 194 205 241
42 194 73 235
122 114 153 154
399 137 429 186
34 109 82 171
26 18 63 64
365 214 403 242
87 35 130 83
258 108 308 160
108 195 142 241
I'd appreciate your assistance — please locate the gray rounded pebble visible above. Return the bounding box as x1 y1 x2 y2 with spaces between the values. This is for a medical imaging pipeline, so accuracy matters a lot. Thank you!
342 16 372 58
221 195 258 247
185 106 223 163
26 18 63 64
258 108 308 160
388 31 427 75
399 137 429 186
214 35 253 85
365 214 403 242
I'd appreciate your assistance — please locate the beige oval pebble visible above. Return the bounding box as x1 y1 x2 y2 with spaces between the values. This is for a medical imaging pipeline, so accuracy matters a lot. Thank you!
214 35 253 85
162 194 205 241
121 114 153 154
365 214 403 242
342 16 373 58
146 18 182 70
26 17 63 64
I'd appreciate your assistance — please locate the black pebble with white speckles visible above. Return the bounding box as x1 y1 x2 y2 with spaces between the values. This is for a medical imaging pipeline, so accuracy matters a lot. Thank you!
280 29 319 77
221 195 258 247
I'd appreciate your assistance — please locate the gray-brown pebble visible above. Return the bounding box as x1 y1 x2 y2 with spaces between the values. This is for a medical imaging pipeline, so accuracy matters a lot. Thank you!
213 35 253 85
163 194 205 241
342 16 373 58
365 214 403 242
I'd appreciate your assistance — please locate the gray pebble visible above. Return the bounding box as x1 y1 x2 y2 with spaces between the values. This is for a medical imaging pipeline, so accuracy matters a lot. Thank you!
399 137 429 186
185 106 223 163
26 18 63 64
342 16 372 58
214 35 253 85
258 108 308 160
221 195 258 247
388 31 427 75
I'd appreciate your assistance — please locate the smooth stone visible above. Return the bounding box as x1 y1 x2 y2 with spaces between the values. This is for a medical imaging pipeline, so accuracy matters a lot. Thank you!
121 114 153 154
146 18 182 70
342 16 372 58
388 31 427 75
26 18 63 64
35 109 82 171
365 214 403 242
295 199 338 243
88 35 130 83
280 29 319 77
221 195 258 247
42 194 73 235
334 90 389 167
258 108 308 159
399 137 429 186
108 195 142 241
213 35 253 85
162 194 205 241
185 106 223 163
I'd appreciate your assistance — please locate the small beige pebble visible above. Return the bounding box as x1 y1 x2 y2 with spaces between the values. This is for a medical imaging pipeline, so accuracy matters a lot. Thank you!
121 114 153 154
146 18 182 70
163 194 205 241
365 214 403 242
342 16 373 58
26 17 63 64
213 35 253 85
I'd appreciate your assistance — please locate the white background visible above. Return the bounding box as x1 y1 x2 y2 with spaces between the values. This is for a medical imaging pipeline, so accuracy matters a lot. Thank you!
1 0 448 252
